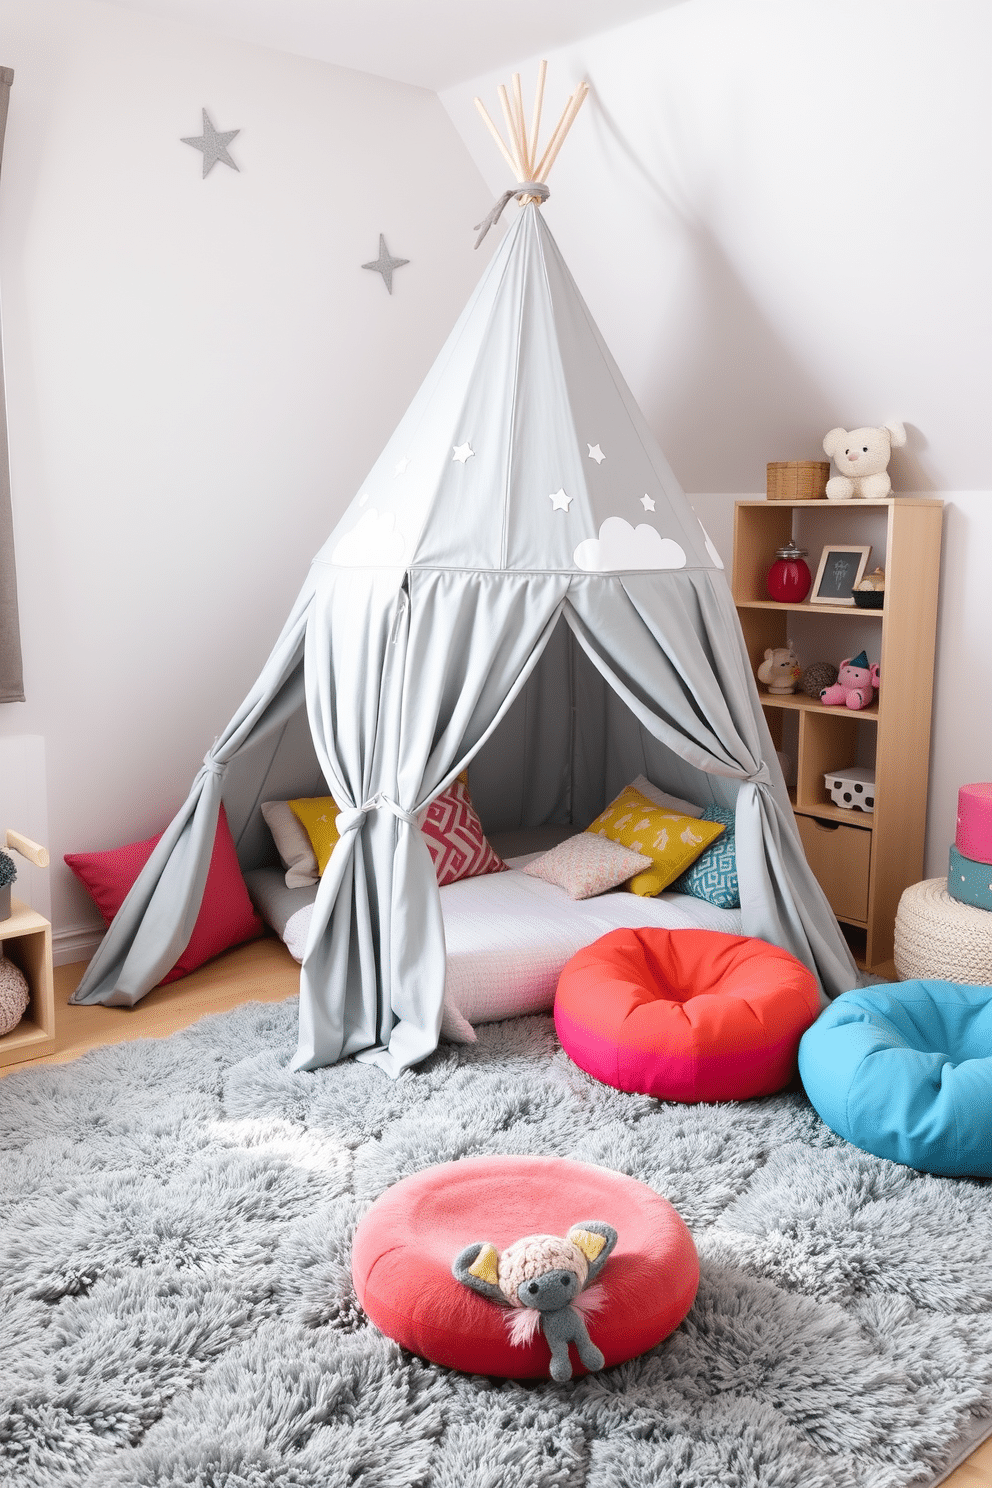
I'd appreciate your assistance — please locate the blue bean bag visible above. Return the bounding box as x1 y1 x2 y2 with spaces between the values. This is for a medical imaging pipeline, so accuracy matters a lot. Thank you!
798 981 992 1178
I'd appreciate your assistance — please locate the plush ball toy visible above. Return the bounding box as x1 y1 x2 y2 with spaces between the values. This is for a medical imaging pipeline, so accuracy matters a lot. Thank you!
819 650 879 710
822 422 906 499
453 1221 617 1382
800 661 838 699
0 955 29 1036
756 645 801 695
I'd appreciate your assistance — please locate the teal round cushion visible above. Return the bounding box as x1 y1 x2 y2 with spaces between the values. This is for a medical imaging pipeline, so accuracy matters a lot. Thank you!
798 981 992 1178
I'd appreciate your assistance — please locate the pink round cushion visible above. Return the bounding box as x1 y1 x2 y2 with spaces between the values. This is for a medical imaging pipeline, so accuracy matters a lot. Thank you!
555 928 821 1102
352 1155 699 1378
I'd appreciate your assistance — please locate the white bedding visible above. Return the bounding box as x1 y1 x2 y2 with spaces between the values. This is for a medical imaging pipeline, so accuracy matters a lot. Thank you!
247 854 741 1045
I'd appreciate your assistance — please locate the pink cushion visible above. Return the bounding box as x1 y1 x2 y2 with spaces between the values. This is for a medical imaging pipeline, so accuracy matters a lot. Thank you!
956 782 992 865
352 1154 699 1378
65 804 264 984
555 927 821 1102
422 775 507 888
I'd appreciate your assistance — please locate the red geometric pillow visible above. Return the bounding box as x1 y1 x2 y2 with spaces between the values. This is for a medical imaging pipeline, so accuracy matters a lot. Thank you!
65 804 264 984
421 774 507 888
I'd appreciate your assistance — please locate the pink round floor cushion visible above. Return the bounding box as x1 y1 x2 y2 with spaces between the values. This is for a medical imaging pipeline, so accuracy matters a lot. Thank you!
555 927 821 1102
351 1155 699 1379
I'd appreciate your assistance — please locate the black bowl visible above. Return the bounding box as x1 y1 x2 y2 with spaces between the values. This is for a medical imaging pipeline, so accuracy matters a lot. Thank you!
853 590 885 609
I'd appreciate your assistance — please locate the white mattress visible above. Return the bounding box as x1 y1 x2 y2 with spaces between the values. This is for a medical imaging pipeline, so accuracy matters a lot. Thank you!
246 858 742 1045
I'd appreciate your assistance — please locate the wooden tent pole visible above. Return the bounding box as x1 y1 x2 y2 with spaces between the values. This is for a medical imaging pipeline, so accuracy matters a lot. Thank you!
473 96 521 180
528 60 547 175
497 84 524 177
510 73 529 174
534 82 588 183
475 66 589 212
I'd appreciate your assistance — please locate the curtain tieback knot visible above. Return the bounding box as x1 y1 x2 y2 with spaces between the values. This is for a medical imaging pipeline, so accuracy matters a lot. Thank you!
474 182 549 247
335 794 417 836
200 755 227 778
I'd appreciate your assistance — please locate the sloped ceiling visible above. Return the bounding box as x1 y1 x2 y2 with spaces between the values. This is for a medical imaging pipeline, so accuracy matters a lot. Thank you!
96 0 680 89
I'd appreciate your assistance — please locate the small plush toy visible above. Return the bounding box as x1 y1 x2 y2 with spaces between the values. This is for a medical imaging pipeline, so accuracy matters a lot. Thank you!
756 645 801 695
822 422 906 499
820 651 879 710
453 1221 617 1382
800 661 839 699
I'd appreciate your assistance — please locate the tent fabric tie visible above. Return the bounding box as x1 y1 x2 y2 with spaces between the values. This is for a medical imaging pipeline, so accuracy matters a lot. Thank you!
200 756 227 778
336 795 417 837
474 182 549 247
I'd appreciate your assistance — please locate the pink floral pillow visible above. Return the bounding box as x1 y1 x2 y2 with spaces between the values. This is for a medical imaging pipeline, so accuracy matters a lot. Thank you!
421 775 507 888
522 833 651 900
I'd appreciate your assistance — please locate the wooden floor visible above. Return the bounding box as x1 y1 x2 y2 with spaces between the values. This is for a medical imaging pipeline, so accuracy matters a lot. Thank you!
3 939 991 1486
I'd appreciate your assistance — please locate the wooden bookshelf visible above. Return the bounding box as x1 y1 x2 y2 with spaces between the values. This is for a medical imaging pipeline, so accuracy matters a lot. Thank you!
733 497 943 969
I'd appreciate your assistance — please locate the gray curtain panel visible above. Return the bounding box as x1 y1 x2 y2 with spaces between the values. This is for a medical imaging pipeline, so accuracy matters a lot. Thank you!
71 204 859 1074
0 66 23 703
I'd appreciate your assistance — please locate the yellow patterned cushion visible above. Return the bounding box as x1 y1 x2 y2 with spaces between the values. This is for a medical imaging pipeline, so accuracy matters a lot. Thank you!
585 785 725 897
288 796 340 876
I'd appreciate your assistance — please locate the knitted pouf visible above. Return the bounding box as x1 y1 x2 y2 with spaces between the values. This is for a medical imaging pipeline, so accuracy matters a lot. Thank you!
0 955 29 1035
894 878 992 983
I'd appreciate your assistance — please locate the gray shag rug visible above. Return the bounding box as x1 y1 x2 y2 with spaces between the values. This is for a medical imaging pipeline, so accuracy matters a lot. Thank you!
2 1001 991 1488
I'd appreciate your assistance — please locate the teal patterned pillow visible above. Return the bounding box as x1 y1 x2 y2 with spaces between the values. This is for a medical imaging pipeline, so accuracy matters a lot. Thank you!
672 804 739 909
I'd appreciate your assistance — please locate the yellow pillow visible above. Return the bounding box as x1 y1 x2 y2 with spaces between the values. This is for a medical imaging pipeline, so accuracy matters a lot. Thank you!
288 796 340 876
584 784 725 897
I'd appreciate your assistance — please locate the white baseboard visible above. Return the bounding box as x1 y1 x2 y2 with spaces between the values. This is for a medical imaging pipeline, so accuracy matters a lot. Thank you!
54 924 103 968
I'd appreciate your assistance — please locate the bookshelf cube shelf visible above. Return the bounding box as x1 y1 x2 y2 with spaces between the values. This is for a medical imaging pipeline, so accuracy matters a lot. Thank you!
0 898 56 1066
733 497 943 970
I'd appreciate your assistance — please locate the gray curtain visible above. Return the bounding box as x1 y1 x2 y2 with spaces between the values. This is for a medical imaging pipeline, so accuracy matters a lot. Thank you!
0 66 23 703
70 577 317 1005
294 563 570 1076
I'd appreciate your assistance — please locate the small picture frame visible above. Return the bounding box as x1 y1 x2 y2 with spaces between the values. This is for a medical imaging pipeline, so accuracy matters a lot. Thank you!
810 545 872 606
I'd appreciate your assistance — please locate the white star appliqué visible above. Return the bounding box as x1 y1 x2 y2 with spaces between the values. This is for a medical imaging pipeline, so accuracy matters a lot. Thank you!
452 443 474 463
394 456 411 476
549 488 572 512
640 493 657 512
587 444 606 464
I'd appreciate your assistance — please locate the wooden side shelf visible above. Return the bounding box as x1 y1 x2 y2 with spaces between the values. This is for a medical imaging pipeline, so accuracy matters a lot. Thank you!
733 497 943 970
0 898 56 1066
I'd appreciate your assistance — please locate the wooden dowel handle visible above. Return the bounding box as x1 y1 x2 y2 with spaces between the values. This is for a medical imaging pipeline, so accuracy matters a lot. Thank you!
4 830 49 868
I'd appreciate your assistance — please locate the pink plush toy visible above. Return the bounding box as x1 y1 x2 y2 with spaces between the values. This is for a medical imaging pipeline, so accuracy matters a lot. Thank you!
819 650 879 710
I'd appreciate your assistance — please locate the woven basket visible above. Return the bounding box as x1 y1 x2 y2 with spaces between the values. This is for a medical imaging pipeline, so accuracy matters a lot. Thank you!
766 462 830 501
893 877 992 983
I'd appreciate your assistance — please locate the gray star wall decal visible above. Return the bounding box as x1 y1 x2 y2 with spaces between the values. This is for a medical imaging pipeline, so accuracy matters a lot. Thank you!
181 109 241 177
362 234 410 294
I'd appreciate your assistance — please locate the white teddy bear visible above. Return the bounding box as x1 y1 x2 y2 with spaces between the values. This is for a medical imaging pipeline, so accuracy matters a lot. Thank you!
822 421 906 500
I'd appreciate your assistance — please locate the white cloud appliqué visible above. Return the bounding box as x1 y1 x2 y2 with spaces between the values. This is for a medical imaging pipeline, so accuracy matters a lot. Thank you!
573 517 687 573
331 508 407 566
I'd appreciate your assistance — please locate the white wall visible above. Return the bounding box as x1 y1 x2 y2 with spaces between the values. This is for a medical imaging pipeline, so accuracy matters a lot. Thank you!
441 0 992 882
0 0 495 952
2 0 988 959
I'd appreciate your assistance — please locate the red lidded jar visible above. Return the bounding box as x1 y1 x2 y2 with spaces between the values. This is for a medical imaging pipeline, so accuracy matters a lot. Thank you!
766 541 811 603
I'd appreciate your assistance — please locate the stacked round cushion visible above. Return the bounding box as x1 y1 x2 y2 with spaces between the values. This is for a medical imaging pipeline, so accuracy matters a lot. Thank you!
554 927 821 1102
798 981 992 1177
948 781 992 911
352 1155 699 1379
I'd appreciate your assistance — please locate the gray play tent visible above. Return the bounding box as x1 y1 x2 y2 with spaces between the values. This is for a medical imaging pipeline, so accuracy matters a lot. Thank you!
71 202 857 1074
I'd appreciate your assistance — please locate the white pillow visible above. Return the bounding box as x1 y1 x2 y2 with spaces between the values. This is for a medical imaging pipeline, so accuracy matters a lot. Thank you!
522 833 651 900
631 774 703 819
261 801 319 888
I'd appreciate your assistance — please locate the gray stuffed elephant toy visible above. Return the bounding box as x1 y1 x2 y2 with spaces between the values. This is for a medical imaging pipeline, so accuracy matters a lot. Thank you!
453 1221 618 1382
